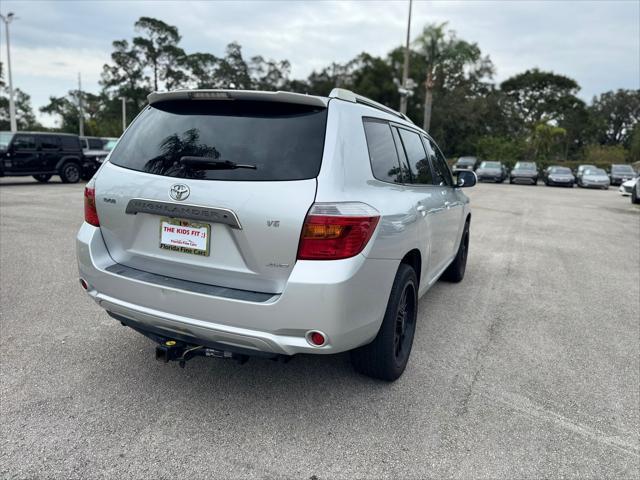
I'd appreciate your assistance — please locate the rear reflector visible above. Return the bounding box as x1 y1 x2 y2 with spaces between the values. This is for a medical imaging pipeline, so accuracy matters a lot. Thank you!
297 202 380 260
307 331 327 347
84 186 100 227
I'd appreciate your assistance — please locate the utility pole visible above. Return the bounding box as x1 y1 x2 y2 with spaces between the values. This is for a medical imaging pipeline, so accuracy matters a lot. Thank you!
78 72 84 137
399 0 413 114
0 12 18 132
120 97 126 133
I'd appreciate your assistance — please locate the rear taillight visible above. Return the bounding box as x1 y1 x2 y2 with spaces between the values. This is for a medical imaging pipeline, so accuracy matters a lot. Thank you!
297 203 380 260
84 186 100 227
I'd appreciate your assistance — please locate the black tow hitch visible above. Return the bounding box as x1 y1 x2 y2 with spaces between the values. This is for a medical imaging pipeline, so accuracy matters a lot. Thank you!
155 340 249 368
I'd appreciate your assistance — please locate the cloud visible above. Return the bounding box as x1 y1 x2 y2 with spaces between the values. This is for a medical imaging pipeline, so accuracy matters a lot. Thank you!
1 0 638 128
12 46 108 83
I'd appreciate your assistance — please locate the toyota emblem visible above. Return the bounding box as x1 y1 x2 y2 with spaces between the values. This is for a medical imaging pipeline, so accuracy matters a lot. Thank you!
169 184 190 201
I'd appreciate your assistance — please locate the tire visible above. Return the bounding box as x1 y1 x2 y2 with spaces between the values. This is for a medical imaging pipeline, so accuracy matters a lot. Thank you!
32 174 52 183
632 185 639 204
350 263 418 381
59 162 81 184
441 220 470 283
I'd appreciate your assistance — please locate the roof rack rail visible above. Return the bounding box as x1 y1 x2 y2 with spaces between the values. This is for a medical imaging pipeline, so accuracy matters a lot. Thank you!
328 88 413 124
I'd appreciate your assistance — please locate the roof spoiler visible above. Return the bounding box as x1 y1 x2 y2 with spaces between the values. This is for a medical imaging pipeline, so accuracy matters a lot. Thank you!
147 89 328 108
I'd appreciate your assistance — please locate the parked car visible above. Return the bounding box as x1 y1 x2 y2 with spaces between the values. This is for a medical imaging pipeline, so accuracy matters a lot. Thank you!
543 166 575 187
578 167 610 189
80 136 107 151
0 131 86 183
509 161 538 184
452 156 478 171
103 138 118 152
632 179 640 204
79 137 110 180
609 164 637 186
575 164 596 184
475 160 506 182
80 151 108 180
619 178 638 196
76 88 477 381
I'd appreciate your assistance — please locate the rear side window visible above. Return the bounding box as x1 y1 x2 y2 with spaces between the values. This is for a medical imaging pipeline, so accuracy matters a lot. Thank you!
61 136 81 151
13 135 36 150
110 100 328 181
427 138 453 187
88 138 103 149
397 128 433 185
390 128 413 183
363 119 403 184
41 136 61 150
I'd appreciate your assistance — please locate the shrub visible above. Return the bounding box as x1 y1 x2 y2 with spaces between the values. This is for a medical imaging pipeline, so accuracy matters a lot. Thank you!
582 144 628 165
476 136 527 168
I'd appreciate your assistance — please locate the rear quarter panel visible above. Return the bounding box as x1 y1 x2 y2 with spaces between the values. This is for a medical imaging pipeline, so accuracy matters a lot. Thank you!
315 100 423 263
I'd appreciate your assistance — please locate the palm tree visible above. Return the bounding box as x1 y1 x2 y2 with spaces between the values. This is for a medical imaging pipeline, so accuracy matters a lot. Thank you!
413 23 483 133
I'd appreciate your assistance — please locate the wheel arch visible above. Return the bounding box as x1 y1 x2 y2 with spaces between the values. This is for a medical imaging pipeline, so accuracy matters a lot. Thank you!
55 155 82 171
400 249 422 288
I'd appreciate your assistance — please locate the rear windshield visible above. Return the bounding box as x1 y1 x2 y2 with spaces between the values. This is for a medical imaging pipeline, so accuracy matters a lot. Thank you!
480 161 500 169
110 100 327 181
612 165 635 173
88 138 104 149
514 162 536 170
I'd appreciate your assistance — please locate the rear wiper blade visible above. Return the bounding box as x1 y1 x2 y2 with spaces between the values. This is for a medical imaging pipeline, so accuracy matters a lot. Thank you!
179 156 257 170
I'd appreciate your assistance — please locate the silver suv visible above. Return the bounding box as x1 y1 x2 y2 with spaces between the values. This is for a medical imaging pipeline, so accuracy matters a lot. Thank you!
76 88 476 381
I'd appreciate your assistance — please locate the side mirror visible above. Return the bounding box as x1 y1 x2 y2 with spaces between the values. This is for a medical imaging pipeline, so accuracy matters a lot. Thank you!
456 169 477 188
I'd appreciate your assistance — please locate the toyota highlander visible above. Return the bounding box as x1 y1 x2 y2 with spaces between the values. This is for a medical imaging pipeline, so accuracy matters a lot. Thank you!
76 88 476 381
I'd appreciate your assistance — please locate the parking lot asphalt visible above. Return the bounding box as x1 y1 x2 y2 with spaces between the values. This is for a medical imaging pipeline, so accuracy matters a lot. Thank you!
1 177 638 479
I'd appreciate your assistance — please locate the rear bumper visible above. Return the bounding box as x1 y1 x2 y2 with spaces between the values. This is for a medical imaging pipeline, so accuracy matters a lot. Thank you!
76 223 397 356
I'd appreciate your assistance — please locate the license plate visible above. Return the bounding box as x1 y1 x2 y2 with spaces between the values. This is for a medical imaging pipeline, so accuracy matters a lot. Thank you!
159 217 210 256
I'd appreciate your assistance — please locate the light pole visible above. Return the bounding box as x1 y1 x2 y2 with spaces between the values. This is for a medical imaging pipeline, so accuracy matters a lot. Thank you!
399 0 413 115
0 12 17 132
78 72 84 137
120 97 126 133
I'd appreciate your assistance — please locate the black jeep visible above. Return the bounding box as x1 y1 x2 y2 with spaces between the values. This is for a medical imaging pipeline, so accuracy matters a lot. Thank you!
0 131 100 183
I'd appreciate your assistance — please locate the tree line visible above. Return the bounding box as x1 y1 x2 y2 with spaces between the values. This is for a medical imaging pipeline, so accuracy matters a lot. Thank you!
1 16 638 165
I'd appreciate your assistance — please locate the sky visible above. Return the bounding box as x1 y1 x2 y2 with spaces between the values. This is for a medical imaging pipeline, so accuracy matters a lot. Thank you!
1 0 639 128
